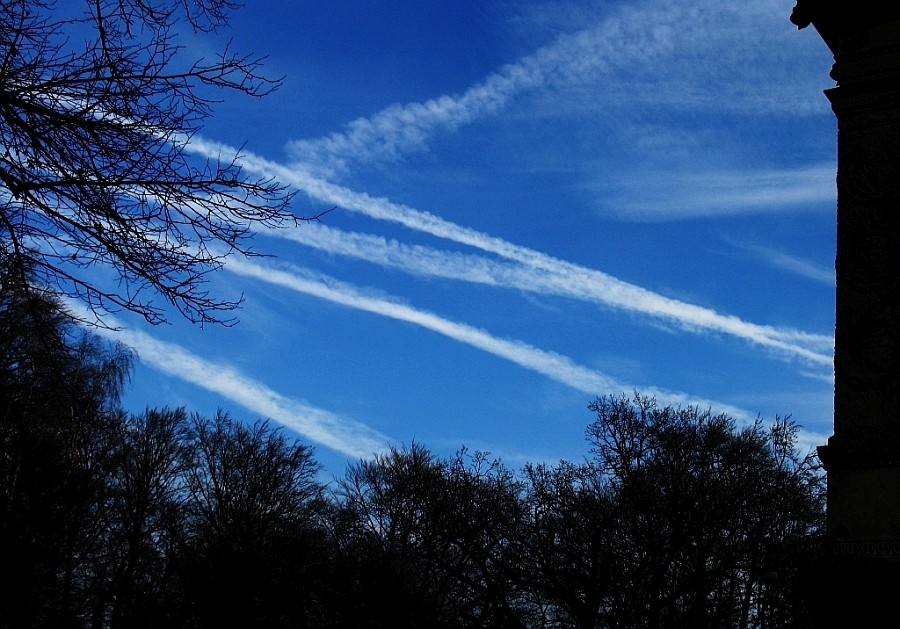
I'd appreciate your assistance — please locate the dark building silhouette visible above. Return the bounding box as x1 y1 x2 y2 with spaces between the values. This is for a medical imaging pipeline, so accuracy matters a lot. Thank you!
791 1 900 624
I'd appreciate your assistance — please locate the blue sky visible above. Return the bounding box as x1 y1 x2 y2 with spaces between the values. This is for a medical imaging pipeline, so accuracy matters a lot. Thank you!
97 1 837 478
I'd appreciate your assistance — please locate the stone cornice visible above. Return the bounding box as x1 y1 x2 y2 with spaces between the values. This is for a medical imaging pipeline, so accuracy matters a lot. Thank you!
791 1 900 55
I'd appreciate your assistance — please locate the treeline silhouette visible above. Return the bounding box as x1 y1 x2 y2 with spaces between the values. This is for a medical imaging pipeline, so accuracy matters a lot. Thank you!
1 267 824 629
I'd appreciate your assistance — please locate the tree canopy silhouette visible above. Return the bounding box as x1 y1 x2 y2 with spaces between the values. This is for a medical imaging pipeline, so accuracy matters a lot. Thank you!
0 273 826 628
520 394 824 628
0 0 305 325
0 257 132 627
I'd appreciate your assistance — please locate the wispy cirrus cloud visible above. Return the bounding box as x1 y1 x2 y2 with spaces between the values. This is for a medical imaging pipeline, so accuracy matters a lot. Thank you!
286 66 540 178
595 165 836 221
224 256 759 422
734 240 836 285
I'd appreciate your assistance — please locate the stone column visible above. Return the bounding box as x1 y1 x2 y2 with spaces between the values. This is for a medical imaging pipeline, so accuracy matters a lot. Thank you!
791 2 900 624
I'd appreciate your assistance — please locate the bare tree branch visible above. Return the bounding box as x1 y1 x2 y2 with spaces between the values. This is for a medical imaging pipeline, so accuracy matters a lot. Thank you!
0 0 308 325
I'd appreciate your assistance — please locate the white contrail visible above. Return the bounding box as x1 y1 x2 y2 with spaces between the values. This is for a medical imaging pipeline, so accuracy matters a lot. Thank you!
225 256 760 422
188 138 832 367
285 3 666 176
265 221 835 366
286 1 824 176
78 312 391 458
177 0 833 369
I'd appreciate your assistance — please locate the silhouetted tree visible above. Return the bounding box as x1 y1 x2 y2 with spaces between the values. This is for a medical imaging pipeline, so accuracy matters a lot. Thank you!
1 272 827 629
335 444 530 628
428 449 531 628
521 394 824 629
180 412 326 628
333 443 455 628
0 0 308 325
0 259 130 628
521 460 620 628
90 407 192 629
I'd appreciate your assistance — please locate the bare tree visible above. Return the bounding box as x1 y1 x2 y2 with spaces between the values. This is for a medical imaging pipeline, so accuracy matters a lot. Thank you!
576 394 824 628
336 444 531 629
180 412 325 628
0 0 310 325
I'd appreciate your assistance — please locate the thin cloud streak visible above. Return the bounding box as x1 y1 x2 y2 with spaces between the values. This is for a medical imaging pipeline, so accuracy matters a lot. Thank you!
604 165 837 220
225 257 760 423
189 137 833 368
748 243 836 285
80 314 391 458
